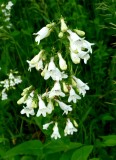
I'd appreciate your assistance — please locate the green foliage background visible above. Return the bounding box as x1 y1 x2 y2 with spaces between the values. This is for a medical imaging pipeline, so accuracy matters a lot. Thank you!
0 0 116 159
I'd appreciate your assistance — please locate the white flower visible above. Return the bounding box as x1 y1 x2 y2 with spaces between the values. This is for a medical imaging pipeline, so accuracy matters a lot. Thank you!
6 1 13 10
47 99 54 114
70 51 80 64
43 121 53 130
72 76 89 96
51 122 61 139
27 50 44 71
60 18 68 32
58 52 67 70
64 119 77 136
14 76 22 84
33 26 51 45
1 89 8 100
67 30 81 42
49 81 65 98
44 57 68 81
36 96 48 117
35 59 44 71
68 86 81 103
41 64 48 77
20 106 35 117
56 100 72 115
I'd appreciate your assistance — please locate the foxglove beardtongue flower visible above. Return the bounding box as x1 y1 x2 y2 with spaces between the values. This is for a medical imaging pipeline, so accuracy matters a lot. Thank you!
43 121 53 130
6 1 13 10
20 106 35 117
33 23 54 45
70 51 81 64
56 100 72 115
64 118 77 136
68 86 81 103
72 76 89 97
27 50 44 71
58 52 67 70
47 99 54 114
44 57 68 81
1 89 8 100
51 122 61 139
49 81 65 98
36 96 48 117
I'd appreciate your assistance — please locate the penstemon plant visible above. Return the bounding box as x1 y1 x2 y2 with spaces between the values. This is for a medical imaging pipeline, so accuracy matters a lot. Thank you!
17 18 94 139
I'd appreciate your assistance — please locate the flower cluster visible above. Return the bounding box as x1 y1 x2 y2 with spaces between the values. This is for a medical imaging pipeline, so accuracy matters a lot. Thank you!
0 1 13 29
0 70 22 100
18 18 94 139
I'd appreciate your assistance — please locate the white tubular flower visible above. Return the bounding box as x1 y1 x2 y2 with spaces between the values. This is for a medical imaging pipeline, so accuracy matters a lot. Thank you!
72 76 89 97
68 86 81 103
64 118 77 136
1 89 8 100
35 59 44 71
41 64 48 77
67 29 81 42
33 26 51 45
51 122 61 139
27 50 44 71
60 18 68 32
70 51 80 64
44 57 68 81
47 99 54 114
56 100 72 115
43 121 53 130
49 81 65 98
58 52 67 70
20 106 35 117
36 96 48 117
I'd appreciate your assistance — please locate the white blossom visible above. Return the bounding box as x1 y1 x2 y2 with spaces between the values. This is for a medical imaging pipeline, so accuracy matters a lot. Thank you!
72 76 89 96
6 1 13 10
64 119 77 136
27 50 44 71
1 89 8 100
47 99 54 114
43 121 53 130
33 27 51 45
20 106 35 117
36 96 48 117
70 51 81 64
44 57 68 81
49 81 65 98
68 86 81 103
51 122 61 139
56 100 72 115
58 52 67 70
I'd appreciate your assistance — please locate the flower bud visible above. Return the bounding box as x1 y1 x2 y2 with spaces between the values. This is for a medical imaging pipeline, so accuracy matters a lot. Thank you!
70 52 80 64
58 52 67 70
41 64 48 77
74 29 85 37
73 120 78 127
58 32 63 38
17 95 26 105
21 86 32 96
60 18 68 32
46 22 55 28
62 82 69 93
32 100 37 108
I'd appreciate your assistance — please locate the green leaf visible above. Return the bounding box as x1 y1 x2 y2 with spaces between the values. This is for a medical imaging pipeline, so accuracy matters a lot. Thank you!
3 140 43 158
44 140 82 154
71 145 93 160
99 135 116 147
